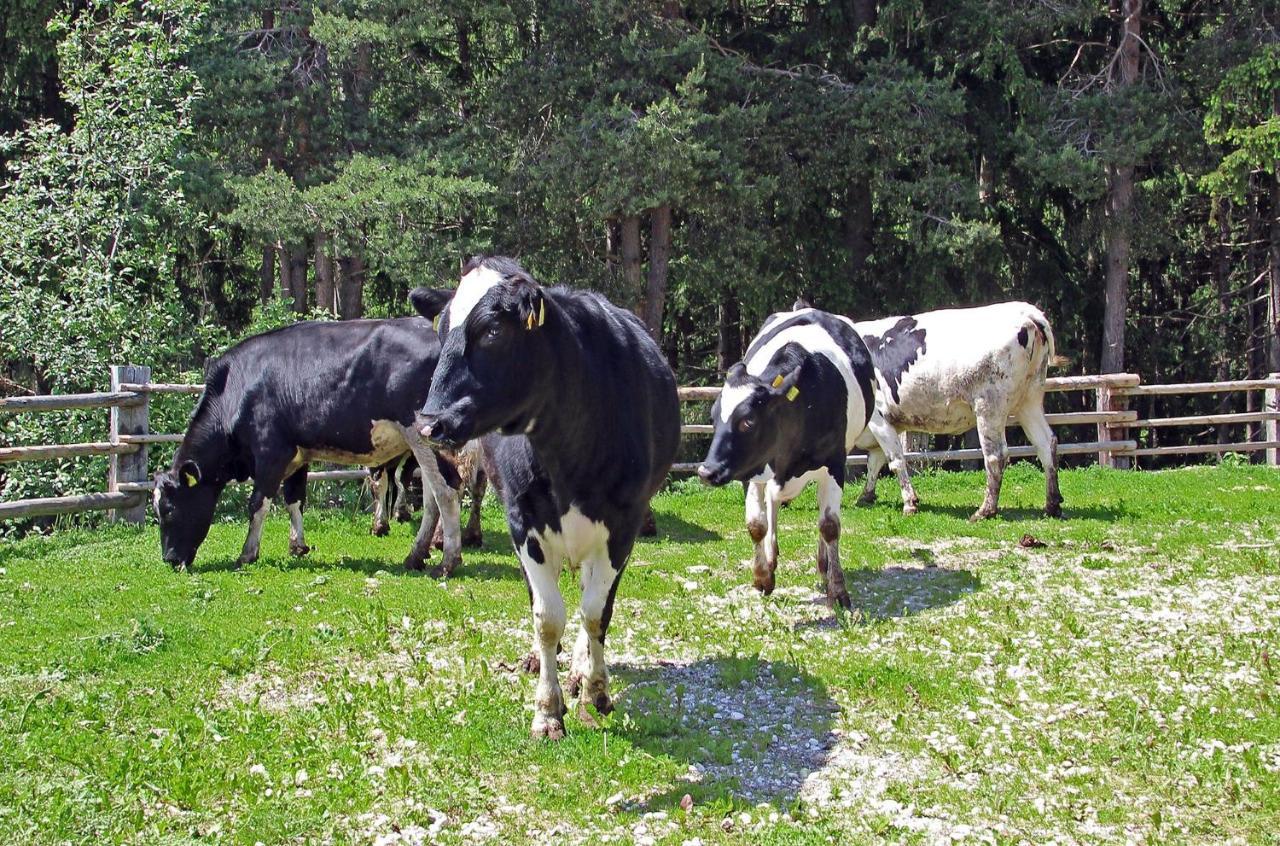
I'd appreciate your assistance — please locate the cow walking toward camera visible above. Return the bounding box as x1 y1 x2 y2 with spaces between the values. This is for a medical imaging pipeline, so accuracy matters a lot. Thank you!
153 319 464 575
414 256 679 739
852 302 1062 520
698 304 903 609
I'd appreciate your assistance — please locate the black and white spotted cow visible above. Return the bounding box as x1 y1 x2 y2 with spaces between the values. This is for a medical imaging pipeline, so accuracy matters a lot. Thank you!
414 256 680 739
851 302 1062 520
697 304 905 609
153 319 464 575
369 447 488 549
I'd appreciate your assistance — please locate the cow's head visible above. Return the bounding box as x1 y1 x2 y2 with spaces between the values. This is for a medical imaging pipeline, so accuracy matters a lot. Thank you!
153 459 219 569
416 257 553 449
698 343 808 485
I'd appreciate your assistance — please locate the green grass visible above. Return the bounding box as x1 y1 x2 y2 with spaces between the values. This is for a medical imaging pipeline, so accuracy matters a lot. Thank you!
1 463 1278 844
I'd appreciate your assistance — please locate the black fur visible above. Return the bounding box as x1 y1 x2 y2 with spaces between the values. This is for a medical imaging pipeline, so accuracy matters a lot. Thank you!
860 316 927 404
421 256 679 628
154 318 441 569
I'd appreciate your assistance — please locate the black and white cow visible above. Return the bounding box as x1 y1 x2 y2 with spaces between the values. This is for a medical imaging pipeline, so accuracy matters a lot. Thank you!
698 304 904 608
851 302 1062 520
153 319 464 575
414 256 680 739
369 447 488 548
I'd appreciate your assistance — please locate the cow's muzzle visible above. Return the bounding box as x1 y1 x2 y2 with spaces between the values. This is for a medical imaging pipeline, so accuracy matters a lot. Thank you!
416 411 465 450
697 462 731 487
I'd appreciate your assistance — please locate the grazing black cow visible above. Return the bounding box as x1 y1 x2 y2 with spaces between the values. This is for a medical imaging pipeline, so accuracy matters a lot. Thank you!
153 319 464 575
697 303 891 609
414 256 679 739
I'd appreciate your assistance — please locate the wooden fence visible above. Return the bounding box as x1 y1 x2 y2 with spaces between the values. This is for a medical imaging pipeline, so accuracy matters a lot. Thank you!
2 365 1277 525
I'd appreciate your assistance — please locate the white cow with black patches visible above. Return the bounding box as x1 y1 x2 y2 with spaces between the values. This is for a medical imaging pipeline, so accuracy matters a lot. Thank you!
698 305 904 609
852 301 1062 520
413 256 679 740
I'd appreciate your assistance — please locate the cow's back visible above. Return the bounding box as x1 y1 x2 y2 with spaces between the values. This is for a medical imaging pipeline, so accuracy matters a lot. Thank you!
857 301 1052 433
212 318 440 447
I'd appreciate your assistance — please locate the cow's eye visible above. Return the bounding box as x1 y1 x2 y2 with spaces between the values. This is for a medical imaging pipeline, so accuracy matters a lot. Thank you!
482 325 503 343
737 416 754 433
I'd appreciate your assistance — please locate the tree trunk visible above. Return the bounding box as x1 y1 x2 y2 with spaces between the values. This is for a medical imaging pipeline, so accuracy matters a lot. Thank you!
289 245 308 313
620 214 643 312
718 295 741 371
642 204 672 341
1269 91 1280 374
314 230 336 315
259 246 276 305
1214 199 1233 444
338 255 365 320
1100 0 1141 375
605 218 622 290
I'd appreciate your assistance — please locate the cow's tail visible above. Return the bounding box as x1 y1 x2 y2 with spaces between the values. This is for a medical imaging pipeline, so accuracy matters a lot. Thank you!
1025 310 1062 376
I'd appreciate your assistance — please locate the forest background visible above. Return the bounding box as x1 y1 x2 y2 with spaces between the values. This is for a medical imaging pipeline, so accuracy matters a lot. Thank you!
1 0 1277 503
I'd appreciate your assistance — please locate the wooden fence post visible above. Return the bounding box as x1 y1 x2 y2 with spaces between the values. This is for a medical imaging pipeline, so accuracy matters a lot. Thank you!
109 365 149 524
1267 373 1279 467
1096 378 1132 469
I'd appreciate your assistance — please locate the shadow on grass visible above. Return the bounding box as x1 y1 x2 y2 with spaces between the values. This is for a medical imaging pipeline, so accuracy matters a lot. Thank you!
611 656 838 809
191 545 521 581
912 502 1127 522
640 510 722 545
790 562 981 631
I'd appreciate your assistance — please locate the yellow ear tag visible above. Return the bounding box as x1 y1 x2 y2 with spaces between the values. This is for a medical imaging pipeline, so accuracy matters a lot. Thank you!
786 386 800 402
183 471 198 487
526 311 536 330
537 298 546 326
771 374 785 389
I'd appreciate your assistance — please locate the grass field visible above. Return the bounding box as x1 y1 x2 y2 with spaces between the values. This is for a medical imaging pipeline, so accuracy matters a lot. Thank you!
1 463 1278 845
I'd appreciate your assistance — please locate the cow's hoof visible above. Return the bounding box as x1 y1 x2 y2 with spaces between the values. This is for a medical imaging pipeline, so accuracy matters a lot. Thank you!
235 553 258 567
428 552 462 579
289 542 310 557
531 715 566 740
592 689 614 716
566 671 583 699
371 522 390 537
639 510 657 537
395 508 413 524
969 509 997 522
403 554 427 572
1045 501 1064 519
856 491 877 506
752 574 776 596
518 651 540 674
461 528 483 548
902 499 919 515
831 590 852 610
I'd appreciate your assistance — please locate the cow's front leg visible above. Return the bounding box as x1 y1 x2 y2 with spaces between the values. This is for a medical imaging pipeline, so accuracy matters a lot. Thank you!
402 434 461 576
567 541 626 720
745 481 779 594
859 446 884 505
972 402 1008 520
237 489 272 566
521 536 567 739
864 412 918 514
815 470 851 609
283 468 310 557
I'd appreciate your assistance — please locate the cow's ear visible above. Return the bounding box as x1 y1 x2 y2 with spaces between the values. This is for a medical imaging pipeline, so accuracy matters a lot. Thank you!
179 460 202 488
793 297 812 311
511 279 546 331
726 361 748 383
767 344 807 401
409 287 452 321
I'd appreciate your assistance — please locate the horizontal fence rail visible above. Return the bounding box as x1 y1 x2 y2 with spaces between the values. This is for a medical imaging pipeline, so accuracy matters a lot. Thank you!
1 366 1276 523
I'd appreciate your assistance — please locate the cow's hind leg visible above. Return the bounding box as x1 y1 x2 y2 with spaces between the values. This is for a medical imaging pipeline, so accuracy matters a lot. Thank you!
816 468 851 609
283 466 311 556
393 458 415 523
370 462 392 537
462 466 486 547
972 399 1009 521
567 534 630 720
745 481 779 595
858 446 883 505
521 535 567 739
1019 400 1063 518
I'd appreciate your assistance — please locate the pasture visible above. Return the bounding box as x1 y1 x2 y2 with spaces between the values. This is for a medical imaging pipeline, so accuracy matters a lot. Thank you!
1 463 1277 845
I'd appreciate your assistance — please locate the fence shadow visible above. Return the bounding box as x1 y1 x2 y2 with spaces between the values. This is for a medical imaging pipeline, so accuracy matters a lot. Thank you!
609 656 839 809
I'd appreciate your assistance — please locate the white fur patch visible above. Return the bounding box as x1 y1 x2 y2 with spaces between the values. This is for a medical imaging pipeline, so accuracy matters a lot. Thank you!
447 265 504 333
742 311 867 449
531 506 611 570
718 383 756 423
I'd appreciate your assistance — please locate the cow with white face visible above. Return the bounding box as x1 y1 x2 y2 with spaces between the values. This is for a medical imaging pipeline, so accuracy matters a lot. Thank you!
413 256 679 740
698 304 908 608
851 302 1062 520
